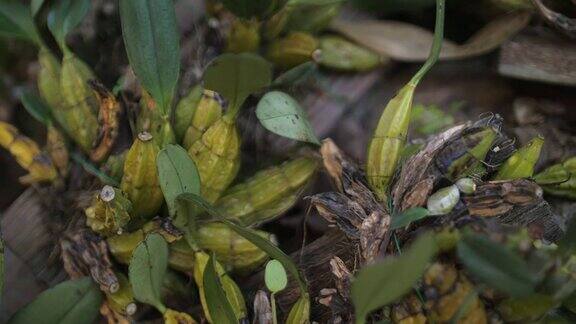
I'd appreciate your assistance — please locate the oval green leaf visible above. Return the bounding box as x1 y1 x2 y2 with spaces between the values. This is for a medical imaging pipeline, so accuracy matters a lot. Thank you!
157 144 200 218
351 232 437 323
204 53 272 113
129 233 169 313
176 192 308 295
391 207 430 230
0 2 39 43
457 233 537 298
47 0 91 48
9 277 102 324
203 254 238 324
265 259 288 293
120 0 180 115
256 91 320 145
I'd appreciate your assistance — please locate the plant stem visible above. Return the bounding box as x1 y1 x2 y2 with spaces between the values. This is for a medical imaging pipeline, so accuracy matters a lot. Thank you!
271 292 277 324
409 0 445 86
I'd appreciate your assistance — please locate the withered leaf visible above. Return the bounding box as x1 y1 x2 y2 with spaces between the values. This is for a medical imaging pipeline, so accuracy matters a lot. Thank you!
89 80 121 162
533 0 576 39
331 11 531 62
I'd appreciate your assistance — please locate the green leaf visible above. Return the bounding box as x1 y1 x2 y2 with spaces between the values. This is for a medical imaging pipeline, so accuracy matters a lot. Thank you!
391 207 430 230
353 0 434 14
0 1 39 43
47 0 90 48
286 294 311 324
9 277 102 324
256 91 320 145
271 61 317 88
174 196 201 246
204 53 272 115
265 259 288 293
457 233 537 298
157 144 200 218
351 232 437 323
20 91 52 125
176 193 308 295
557 217 576 257
129 233 169 313
31 0 46 16
497 294 556 322
0 229 4 303
220 0 281 19
120 0 180 115
410 103 455 136
202 254 238 324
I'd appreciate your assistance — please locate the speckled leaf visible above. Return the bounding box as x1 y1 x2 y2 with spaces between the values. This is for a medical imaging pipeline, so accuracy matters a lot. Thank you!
256 91 320 145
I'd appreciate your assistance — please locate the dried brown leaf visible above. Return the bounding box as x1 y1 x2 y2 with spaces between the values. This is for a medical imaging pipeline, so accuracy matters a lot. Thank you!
534 0 576 39
61 229 119 293
464 179 543 218
498 30 576 86
331 11 531 62
90 80 121 162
